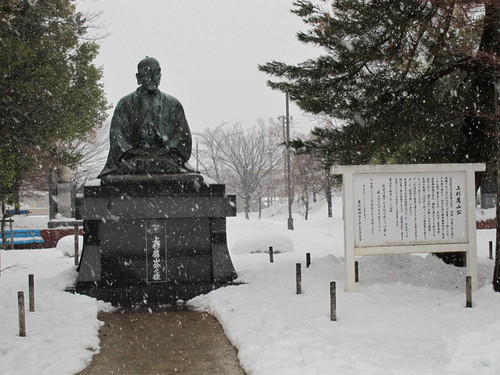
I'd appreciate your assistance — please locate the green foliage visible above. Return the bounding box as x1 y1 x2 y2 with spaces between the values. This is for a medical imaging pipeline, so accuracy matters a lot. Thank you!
0 145 20 202
260 0 500 168
0 0 108 201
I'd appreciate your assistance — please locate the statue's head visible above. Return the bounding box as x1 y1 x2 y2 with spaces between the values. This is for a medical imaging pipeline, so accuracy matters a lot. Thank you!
136 57 162 93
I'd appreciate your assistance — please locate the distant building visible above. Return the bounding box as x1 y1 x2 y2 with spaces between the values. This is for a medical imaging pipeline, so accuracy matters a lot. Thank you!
21 191 49 215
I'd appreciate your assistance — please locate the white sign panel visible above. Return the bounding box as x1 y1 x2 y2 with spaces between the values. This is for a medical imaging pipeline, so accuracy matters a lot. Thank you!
353 172 467 247
331 163 485 293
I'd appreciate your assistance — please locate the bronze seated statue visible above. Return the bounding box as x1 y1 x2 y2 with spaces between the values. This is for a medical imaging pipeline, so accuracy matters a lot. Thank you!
118 146 189 175
98 56 197 179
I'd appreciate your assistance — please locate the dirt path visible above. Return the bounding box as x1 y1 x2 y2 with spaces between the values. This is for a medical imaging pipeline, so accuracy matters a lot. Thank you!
77 310 246 375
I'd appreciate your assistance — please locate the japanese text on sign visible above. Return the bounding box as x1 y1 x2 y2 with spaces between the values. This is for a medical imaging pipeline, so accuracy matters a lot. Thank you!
353 172 467 246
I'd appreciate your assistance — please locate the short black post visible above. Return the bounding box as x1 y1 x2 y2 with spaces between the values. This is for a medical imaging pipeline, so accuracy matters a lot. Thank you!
28 274 35 312
269 246 274 263
466 276 472 308
296 263 302 294
330 281 337 321
306 253 311 268
74 224 79 266
355 261 359 283
489 241 493 260
18 291 26 337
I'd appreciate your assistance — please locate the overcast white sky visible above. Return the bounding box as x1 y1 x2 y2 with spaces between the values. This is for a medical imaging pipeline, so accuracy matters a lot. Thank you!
77 0 320 134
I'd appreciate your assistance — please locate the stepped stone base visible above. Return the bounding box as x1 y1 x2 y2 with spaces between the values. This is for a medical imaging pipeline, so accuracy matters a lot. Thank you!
73 174 237 307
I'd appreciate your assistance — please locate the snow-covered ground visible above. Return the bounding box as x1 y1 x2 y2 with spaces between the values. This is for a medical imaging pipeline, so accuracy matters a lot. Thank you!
1 197 499 375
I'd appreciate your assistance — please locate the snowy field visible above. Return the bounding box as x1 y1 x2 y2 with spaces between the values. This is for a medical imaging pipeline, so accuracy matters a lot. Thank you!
1 197 500 375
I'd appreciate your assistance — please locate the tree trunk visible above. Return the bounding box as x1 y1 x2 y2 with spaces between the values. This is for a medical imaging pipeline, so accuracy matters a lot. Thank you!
494 159 500 291
493 71 500 290
244 194 251 220
304 194 309 220
482 2 500 291
326 175 333 218
1 200 7 249
13 186 20 215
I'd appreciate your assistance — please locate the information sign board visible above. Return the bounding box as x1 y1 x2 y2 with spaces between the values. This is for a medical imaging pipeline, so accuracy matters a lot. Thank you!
331 164 485 292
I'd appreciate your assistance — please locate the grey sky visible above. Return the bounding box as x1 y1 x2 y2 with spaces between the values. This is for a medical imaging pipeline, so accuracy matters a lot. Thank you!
78 0 319 134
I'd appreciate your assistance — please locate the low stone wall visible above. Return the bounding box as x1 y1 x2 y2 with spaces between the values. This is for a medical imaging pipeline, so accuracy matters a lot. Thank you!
3 228 82 250
477 219 496 229
40 228 83 248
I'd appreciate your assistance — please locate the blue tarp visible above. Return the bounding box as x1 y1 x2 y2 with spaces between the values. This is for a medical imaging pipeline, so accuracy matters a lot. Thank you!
6 210 30 215
0 229 44 245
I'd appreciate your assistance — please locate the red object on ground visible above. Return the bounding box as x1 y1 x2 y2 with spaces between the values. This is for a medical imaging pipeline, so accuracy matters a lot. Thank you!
40 228 84 248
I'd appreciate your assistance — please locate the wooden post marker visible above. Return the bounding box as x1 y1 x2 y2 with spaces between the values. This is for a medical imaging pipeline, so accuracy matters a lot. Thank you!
28 274 35 312
330 281 337 321
269 246 274 263
18 291 26 337
74 223 79 266
489 241 493 260
466 276 472 308
296 263 302 294
355 261 359 283
306 253 311 268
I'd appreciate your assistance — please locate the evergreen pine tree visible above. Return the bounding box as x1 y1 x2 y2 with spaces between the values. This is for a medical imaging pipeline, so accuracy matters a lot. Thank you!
261 0 500 281
260 0 499 169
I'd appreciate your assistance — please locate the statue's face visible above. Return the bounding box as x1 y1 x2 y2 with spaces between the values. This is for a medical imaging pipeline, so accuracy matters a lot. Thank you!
136 61 162 93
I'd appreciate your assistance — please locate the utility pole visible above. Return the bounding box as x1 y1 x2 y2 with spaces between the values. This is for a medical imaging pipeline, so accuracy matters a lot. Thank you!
286 92 294 230
278 115 287 179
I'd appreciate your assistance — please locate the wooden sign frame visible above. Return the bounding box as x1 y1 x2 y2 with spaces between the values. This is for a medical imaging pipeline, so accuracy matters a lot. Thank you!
331 163 485 292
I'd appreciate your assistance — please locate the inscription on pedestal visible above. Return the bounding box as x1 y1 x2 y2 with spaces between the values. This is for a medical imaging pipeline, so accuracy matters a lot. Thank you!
145 220 167 283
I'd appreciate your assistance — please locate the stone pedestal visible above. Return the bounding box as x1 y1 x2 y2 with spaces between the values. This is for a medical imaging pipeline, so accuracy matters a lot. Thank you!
73 174 237 307
48 166 74 227
57 182 73 217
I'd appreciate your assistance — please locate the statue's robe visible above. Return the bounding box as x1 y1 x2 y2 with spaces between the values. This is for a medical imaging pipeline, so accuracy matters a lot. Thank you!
98 87 192 178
